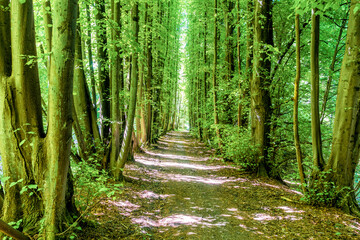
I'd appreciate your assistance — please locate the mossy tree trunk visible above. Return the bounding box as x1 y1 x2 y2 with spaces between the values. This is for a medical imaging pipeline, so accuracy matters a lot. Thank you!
213 0 221 149
314 0 360 216
294 12 306 194
0 0 78 239
251 0 277 178
310 8 325 177
73 13 100 161
109 0 123 169
112 2 139 180
95 0 111 143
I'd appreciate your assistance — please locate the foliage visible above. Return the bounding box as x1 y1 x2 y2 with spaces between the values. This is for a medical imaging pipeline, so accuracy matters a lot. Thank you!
302 170 337 206
71 159 122 212
221 126 258 172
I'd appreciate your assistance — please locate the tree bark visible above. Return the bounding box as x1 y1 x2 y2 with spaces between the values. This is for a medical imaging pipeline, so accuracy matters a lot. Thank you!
85 3 97 108
113 3 139 180
310 8 325 175
73 16 100 161
321 0 360 216
294 13 306 194
95 0 111 143
252 0 276 178
320 17 347 124
213 0 221 149
109 0 123 169
0 0 78 238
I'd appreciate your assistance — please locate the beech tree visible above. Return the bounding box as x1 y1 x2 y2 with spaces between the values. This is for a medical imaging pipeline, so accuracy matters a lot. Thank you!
251 0 276 178
311 0 360 215
0 0 78 239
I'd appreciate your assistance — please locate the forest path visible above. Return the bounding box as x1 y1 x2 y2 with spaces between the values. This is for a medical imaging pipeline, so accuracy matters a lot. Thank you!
82 131 360 239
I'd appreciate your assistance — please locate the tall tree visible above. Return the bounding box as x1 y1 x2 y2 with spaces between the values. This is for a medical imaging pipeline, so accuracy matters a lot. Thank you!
213 0 221 148
95 0 111 142
112 2 139 180
0 0 78 238
310 7 325 177
251 0 276 178
315 0 360 216
294 11 306 194
109 0 123 169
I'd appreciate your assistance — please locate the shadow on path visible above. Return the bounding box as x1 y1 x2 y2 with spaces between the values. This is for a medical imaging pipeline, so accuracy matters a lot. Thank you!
82 131 360 240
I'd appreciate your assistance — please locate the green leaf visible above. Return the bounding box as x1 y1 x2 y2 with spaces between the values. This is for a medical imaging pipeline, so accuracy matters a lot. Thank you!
1 176 10 183
19 139 26 146
354 4 360 14
19 0 26 4
9 182 17 188
28 184 38 189
20 186 28 194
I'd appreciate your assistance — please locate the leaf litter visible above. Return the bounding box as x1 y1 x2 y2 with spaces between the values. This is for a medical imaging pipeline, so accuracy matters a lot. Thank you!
79 131 360 239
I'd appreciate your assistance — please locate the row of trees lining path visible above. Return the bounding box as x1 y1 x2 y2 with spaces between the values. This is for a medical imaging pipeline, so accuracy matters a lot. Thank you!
0 0 360 239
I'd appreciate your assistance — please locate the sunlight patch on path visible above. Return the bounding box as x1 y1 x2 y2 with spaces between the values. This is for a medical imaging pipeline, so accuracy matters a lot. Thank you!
148 171 247 185
136 157 231 171
132 214 227 228
142 150 209 162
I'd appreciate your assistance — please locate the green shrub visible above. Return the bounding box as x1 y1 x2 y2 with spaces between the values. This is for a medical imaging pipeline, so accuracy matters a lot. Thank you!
71 159 122 212
302 170 337 206
221 126 258 171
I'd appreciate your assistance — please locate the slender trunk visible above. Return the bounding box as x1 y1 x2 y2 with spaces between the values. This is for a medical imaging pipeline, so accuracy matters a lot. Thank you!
252 0 275 178
310 8 325 175
237 0 243 127
41 0 52 83
73 17 100 161
85 3 97 108
45 0 78 238
145 3 153 144
202 9 209 141
0 219 29 240
294 13 306 194
213 0 221 148
109 0 122 169
95 0 111 142
243 0 253 128
113 3 139 180
320 17 347 124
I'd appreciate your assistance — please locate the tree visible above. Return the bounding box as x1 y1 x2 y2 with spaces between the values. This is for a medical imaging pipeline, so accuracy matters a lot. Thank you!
0 0 78 238
112 2 140 180
314 0 360 216
310 7 325 178
251 0 277 178
294 11 306 194
213 0 221 148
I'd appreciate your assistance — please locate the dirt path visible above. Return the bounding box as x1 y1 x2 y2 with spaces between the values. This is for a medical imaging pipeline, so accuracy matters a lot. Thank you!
82 131 360 239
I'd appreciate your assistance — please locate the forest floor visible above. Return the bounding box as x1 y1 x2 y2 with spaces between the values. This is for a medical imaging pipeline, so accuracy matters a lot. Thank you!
79 131 360 239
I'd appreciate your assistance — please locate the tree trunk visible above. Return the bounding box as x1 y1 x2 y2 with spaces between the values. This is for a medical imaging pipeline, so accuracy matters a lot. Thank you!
213 0 221 149
242 0 253 128
0 0 78 238
252 0 276 178
85 3 97 108
320 17 347 124
95 0 111 143
109 0 123 169
145 3 153 144
319 0 360 216
294 13 306 194
113 3 139 181
73 16 100 161
310 8 325 176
